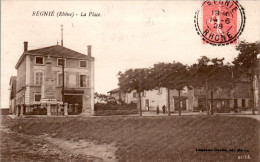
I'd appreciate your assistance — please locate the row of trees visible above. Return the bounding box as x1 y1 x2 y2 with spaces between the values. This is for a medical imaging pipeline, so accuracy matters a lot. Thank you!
117 41 260 116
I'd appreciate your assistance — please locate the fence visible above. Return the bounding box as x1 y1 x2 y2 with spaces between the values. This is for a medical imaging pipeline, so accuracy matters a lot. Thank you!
14 103 81 116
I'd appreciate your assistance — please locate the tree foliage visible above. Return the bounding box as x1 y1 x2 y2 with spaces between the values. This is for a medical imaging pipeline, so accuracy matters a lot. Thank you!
118 68 150 116
233 41 260 81
188 56 234 114
116 41 260 116
233 41 260 114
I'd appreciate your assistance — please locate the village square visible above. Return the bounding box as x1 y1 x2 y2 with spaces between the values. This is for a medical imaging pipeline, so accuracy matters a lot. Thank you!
1 1 260 161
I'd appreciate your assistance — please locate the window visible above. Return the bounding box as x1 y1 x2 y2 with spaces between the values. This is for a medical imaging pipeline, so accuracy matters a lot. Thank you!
221 100 229 107
34 93 41 102
35 71 43 85
57 73 66 86
79 60 87 68
57 58 66 67
68 74 76 86
80 75 87 87
133 92 137 98
35 56 44 65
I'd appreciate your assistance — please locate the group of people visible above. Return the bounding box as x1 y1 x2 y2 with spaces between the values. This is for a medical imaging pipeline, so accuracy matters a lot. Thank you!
156 105 166 115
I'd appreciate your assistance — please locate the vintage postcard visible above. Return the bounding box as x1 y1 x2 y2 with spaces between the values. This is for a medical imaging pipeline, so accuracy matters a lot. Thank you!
1 0 259 161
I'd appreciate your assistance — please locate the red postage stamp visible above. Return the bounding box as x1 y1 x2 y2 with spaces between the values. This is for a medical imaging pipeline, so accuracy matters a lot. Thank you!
195 0 246 46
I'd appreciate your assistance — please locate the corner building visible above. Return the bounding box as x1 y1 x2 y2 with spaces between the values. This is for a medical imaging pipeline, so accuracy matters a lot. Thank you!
15 42 95 115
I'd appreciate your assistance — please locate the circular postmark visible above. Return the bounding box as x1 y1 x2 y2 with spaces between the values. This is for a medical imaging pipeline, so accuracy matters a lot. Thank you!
194 1 246 46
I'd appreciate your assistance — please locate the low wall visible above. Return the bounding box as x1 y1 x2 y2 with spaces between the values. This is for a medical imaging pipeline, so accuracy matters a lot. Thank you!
0 109 10 115
94 110 138 116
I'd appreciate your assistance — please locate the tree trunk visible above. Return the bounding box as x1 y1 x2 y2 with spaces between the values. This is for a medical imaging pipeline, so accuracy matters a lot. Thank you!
258 60 260 115
138 92 142 116
258 74 260 115
178 90 181 115
206 78 209 115
167 88 171 116
251 81 255 115
211 90 214 115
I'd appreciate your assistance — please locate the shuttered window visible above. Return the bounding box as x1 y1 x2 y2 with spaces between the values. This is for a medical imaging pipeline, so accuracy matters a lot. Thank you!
79 75 90 87
35 72 43 85
80 75 86 87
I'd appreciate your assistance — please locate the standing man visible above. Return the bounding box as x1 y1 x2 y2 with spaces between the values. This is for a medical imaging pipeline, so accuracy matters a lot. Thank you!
156 105 159 115
162 105 166 114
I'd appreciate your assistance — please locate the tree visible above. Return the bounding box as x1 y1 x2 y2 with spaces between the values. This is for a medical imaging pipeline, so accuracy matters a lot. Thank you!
189 56 233 115
169 63 189 115
118 68 150 116
150 62 188 115
233 41 260 115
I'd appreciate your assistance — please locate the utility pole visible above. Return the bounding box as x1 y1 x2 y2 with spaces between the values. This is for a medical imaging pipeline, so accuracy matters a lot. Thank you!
258 58 260 115
61 24 63 47
61 24 65 103
138 71 142 116
210 90 214 115
62 56 65 103
178 90 181 115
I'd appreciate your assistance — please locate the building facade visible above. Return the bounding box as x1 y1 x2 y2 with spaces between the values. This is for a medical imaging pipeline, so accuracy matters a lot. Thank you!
14 42 95 115
193 81 253 112
110 80 253 113
108 87 193 112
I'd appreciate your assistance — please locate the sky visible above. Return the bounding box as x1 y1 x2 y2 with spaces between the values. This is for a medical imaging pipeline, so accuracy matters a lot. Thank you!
1 0 260 108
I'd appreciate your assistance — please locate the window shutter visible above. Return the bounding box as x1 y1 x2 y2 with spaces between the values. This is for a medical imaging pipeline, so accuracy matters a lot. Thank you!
40 73 43 85
83 75 86 87
76 73 80 87
86 75 90 87
35 73 38 85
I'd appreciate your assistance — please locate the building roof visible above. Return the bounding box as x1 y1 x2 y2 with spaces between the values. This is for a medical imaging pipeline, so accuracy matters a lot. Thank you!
15 45 94 69
108 87 121 93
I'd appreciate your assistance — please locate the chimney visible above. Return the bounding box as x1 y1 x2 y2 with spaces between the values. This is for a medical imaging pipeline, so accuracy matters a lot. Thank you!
24 41 28 52
87 45 92 57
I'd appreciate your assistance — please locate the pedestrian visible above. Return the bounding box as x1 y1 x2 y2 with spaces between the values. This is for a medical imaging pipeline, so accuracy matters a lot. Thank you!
156 105 159 115
162 105 166 114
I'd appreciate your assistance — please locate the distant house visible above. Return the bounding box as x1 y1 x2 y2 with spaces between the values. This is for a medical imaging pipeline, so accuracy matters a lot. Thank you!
108 87 193 111
107 88 126 102
12 41 95 116
193 81 253 112
109 80 253 112
9 76 17 114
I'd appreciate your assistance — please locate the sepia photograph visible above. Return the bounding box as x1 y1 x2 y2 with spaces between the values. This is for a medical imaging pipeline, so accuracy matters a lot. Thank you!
1 0 260 161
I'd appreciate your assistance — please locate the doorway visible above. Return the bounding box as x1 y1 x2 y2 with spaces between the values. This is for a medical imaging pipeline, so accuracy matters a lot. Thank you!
242 99 245 108
145 99 149 111
234 99 238 108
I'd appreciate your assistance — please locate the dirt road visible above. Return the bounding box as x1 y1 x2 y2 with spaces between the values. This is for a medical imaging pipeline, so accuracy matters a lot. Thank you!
0 116 116 162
